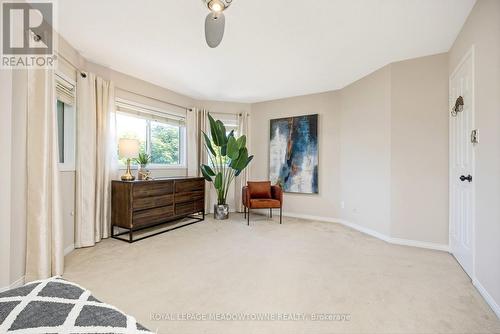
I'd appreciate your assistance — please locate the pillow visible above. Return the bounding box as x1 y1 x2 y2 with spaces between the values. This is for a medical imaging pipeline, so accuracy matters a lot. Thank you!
0 277 153 333
248 181 272 199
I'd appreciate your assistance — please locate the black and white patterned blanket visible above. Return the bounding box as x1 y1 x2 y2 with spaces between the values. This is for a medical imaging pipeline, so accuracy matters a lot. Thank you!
0 276 153 333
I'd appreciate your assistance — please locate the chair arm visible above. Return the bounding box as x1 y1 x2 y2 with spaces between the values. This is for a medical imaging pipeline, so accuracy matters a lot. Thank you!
271 185 283 204
242 186 250 207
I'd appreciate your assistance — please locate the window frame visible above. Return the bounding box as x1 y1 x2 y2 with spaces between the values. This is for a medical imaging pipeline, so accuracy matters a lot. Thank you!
116 111 187 170
55 72 76 172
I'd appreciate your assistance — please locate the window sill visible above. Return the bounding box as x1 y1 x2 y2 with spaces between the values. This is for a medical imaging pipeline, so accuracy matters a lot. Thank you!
118 165 187 171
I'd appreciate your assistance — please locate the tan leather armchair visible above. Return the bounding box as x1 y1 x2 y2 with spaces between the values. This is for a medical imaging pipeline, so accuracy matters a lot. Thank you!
242 181 283 225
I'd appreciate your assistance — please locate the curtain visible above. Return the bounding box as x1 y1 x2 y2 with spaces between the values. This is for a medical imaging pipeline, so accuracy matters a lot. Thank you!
234 112 250 212
25 68 64 281
75 73 116 248
198 109 212 213
186 108 199 177
187 108 212 212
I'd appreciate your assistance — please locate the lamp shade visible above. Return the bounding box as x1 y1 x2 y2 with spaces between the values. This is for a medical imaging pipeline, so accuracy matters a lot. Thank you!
118 138 139 159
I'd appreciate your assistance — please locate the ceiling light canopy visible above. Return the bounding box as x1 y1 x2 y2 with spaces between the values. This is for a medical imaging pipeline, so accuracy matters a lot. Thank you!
203 0 233 48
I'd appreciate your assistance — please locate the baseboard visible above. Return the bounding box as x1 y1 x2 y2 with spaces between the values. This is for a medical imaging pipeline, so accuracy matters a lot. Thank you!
335 218 393 244
389 237 449 252
283 212 449 252
473 278 500 319
64 244 75 256
0 276 25 293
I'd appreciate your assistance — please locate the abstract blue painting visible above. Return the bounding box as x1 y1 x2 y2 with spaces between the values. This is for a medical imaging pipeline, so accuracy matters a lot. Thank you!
269 114 318 194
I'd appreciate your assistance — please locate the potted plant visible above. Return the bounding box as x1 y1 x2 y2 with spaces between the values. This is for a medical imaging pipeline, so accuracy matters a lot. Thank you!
200 113 254 220
135 152 151 180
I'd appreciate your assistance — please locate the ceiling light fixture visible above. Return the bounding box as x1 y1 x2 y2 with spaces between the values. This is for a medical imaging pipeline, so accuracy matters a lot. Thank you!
209 0 224 13
203 0 233 48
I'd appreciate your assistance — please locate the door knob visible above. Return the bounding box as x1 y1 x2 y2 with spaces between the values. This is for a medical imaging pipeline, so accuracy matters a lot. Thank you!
460 175 472 182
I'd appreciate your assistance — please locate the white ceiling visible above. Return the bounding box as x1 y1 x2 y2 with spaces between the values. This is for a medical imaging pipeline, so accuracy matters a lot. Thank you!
57 0 475 103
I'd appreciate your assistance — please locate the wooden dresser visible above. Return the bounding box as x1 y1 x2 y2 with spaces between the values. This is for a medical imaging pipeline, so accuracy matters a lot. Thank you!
111 177 205 242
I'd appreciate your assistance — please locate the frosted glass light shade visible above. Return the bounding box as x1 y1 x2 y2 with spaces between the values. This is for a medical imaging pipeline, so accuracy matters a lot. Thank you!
119 139 139 159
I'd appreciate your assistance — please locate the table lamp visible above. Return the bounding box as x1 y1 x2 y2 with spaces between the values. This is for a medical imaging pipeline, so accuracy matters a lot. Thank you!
119 138 139 181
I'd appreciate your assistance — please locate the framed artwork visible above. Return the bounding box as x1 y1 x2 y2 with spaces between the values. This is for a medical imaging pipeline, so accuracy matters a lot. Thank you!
269 114 318 194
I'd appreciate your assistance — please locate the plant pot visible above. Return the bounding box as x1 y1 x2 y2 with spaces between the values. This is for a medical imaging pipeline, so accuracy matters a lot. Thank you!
214 204 229 220
138 165 149 180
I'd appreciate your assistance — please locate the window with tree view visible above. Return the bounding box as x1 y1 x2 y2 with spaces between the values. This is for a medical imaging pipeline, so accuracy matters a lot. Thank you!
209 113 239 167
116 112 185 167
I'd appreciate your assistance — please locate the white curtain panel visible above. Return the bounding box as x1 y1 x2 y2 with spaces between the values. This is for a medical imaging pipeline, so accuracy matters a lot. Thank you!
198 109 212 212
234 112 250 212
75 73 116 248
186 108 199 177
25 69 64 281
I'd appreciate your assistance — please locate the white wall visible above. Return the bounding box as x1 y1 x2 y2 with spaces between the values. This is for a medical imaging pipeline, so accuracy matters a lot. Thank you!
251 91 341 218
390 54 449 245
449 0 500 315
339 66 392 235
250 54 449 247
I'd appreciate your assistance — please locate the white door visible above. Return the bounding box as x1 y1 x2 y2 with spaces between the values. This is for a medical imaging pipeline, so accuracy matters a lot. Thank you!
449 48 475 278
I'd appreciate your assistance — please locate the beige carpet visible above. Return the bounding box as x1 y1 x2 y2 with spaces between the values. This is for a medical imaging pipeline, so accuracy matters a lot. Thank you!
63 214 500 334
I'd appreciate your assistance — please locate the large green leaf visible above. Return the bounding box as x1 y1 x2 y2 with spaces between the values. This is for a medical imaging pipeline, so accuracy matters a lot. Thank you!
226 136 239 160
214 172 223 189
200 166 213 182
216 120 227 145
230 147 248 171
235 155 254 176
201 164 215 176
202 131 216 156
208 113 224 147
236 135 246 150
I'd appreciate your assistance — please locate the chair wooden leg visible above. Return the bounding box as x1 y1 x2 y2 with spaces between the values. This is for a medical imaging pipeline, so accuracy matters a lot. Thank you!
247 208 250 226
270 208 273 218
280 206 282 224
244 206 246 219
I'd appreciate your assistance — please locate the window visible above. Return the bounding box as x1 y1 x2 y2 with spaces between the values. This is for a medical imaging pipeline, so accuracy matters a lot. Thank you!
55 73 76 171
150 121 181 165
116 99 186 168
209 113 240 166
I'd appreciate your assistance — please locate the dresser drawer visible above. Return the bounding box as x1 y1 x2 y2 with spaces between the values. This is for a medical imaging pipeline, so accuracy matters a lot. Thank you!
132 205 174 228
175 191 204 204
175 180 204 193
133 181 173 198
175 201 194 215
133 194 174 211
194 200 204 212
175 200 204 216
